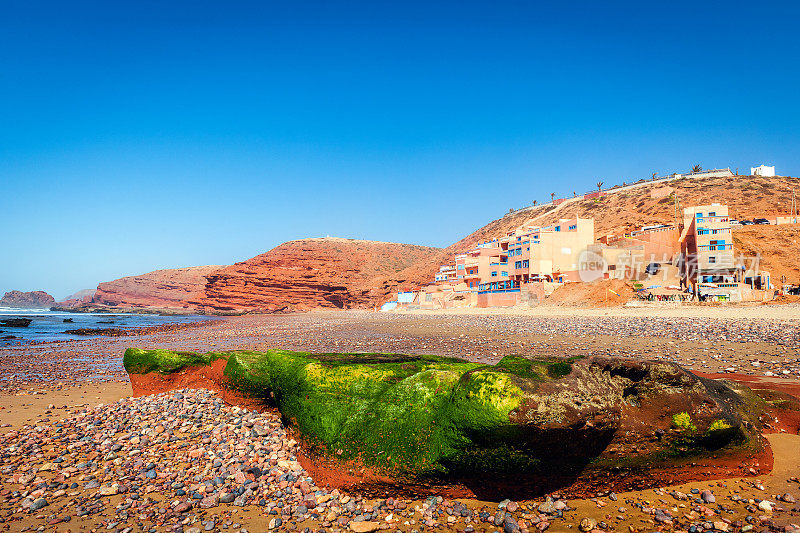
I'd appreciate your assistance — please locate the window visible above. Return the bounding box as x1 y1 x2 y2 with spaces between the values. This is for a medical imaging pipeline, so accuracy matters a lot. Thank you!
555 226 561 232
425 294 432 302
522 260 529 268
457 264 464 270
491 271 497 277
515 261 522 269
569 225 577 230
709 211 716 217
709 256 716 263
502 271 508 276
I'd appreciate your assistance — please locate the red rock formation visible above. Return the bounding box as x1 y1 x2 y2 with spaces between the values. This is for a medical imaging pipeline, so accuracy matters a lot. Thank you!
57 289 96 307
0 290 56 308
193 238 441 312
92 265 224 310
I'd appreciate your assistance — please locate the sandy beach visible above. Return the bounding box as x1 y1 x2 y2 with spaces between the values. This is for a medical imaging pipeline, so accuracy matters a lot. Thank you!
1 307 799 532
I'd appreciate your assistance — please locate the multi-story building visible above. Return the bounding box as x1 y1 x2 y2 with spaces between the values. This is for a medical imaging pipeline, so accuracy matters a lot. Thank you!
679 203 737 291
434 264 459 283
429 218 596 300
458 241 509 291
495 217 595 286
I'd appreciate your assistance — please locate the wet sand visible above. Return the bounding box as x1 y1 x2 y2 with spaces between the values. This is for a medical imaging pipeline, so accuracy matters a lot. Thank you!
0 381 132 431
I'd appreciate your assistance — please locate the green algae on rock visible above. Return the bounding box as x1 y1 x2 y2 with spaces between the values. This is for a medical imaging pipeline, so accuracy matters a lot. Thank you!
123 348 225 375
123 348 769 490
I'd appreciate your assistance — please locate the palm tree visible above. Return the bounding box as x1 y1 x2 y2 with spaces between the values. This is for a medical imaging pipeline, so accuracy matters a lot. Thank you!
596 181 603 192
692 164 702 173
551 192 555 203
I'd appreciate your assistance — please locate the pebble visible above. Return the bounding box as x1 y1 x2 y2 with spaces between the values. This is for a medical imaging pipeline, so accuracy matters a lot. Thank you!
579 517 597 531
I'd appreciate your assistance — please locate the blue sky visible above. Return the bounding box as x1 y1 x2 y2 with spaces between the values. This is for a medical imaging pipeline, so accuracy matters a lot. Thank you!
2 1 799 299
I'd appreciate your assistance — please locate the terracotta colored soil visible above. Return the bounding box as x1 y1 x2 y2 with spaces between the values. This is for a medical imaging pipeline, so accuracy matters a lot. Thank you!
128 358 267 412
541 279 635 308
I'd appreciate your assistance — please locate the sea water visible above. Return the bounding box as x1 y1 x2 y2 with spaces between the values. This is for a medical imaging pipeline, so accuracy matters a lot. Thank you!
0 307 213 347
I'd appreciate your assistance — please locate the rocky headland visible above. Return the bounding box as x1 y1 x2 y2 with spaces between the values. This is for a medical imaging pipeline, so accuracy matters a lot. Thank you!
91 265 224 310
0 290 56 309
192 238 441 313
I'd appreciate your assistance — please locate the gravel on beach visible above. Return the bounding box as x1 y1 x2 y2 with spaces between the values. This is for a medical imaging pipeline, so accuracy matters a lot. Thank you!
2 388 800 533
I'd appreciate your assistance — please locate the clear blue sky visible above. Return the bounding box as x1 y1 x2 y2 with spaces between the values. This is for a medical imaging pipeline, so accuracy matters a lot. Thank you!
2 1 799 299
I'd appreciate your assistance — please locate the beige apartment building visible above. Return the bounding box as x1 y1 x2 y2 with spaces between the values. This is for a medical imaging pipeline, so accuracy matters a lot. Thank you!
496 217 595 286
422 217 597 306
456 243 507 291
679 203 737 292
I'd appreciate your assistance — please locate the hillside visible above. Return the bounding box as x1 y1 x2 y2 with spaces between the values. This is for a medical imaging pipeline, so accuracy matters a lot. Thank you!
398 174 800 287
192 238 442 313
734 225 800 285
91 265 224 310
71 175 799 312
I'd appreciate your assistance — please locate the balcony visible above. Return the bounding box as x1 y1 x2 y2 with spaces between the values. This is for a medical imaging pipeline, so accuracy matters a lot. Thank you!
697 244 733 251
695 216 729 223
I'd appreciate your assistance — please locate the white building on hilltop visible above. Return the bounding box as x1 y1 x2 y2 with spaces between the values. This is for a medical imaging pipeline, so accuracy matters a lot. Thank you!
751 164 776 177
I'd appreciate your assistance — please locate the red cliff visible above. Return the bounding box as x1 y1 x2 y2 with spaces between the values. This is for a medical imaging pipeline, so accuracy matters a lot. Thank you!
92 265 224 310
193 238 441 312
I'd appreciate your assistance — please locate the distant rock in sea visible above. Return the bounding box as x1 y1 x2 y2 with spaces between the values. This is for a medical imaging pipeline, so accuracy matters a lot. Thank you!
0 290 56 309
0 318 32 327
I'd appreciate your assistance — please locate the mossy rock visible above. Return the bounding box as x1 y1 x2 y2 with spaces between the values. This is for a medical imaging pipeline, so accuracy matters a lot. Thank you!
123 349 768 485
123 348 225 375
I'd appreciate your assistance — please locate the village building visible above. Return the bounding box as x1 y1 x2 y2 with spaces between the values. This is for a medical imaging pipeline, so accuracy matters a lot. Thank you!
679 203 737 291
434 264 458 283
751 164 776 177
497 217 595 285
385 196 777 310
